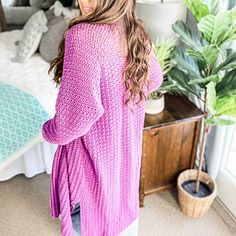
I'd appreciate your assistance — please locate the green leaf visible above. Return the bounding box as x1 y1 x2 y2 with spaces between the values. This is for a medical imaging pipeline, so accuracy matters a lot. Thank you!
198 11 233 45
205 117 236 126
186 48 205 63
215 94 236 116
187 44 220 67
220 61 236 72
198 15 215 42
202 44 220 66
184 0 210 22
188 75 219 85
153 38 175 76
213 51 236 74
157 80 181 95
168 67 203 99
173 47 202 80
206 81 217 115
210 0 221 15
172 21 202 50
223 23 236 43
216 70 236 95
222 7 236 42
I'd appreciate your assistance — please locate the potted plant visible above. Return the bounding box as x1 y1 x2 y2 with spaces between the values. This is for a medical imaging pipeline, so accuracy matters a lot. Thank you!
169 0 236 218
146 38 177 114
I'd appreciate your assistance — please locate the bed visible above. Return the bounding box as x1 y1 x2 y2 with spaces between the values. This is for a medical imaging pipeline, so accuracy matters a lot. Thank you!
0 29 58 181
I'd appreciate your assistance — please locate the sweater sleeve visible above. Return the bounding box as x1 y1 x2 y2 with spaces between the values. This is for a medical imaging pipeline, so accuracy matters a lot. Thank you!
42 26 104 145
147 48 164 94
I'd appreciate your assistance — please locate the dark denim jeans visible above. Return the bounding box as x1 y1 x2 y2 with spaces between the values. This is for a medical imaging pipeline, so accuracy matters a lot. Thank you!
70 202 139 236
71 202 81 236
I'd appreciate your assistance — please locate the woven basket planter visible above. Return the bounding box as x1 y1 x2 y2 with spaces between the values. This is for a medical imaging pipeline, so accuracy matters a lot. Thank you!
177 169 217 218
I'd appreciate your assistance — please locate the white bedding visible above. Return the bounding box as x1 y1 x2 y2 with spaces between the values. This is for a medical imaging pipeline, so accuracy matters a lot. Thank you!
0 29 58 117
0 30 58 181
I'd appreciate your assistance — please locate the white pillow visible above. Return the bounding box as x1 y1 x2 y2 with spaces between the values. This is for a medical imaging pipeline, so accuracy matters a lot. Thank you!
11 10 48 63
49 1 76 19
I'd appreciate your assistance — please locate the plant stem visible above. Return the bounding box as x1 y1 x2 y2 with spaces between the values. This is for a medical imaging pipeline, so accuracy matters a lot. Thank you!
195 89 210 193
195 124 210 193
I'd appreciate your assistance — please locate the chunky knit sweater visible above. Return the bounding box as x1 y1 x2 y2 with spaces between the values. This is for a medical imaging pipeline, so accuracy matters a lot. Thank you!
42 23 163 236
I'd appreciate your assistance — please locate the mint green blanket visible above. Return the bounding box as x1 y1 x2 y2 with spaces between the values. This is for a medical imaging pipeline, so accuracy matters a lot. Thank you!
0 81 49 165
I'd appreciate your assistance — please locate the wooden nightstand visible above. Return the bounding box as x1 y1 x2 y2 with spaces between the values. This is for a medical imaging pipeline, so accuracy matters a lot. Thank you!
139 95 204 207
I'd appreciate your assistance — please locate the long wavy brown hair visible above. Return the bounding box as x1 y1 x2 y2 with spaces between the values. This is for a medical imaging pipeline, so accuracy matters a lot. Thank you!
48 0 152 106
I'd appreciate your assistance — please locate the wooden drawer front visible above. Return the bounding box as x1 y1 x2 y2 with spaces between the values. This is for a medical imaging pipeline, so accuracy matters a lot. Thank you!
142 121 198 191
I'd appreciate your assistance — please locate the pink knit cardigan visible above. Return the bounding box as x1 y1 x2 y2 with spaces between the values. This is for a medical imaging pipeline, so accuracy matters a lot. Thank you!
42 23 163 236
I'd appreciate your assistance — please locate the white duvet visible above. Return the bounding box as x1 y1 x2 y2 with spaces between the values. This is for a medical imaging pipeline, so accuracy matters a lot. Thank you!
0 29 58 117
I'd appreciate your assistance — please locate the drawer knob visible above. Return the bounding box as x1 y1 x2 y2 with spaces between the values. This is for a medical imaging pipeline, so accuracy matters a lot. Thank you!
152 131 159 136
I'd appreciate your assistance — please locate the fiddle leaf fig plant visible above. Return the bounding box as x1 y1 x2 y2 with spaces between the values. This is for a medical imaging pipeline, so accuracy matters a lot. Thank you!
169 0 236 192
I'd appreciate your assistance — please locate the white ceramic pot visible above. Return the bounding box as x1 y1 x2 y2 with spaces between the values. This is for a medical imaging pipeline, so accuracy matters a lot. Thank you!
145 94 165 114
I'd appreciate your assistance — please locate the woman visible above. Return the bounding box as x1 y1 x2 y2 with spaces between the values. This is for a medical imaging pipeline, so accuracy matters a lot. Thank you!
42 0 163 235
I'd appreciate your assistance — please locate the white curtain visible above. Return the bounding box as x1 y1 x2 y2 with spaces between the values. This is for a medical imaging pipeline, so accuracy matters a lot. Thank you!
205 127 229 180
